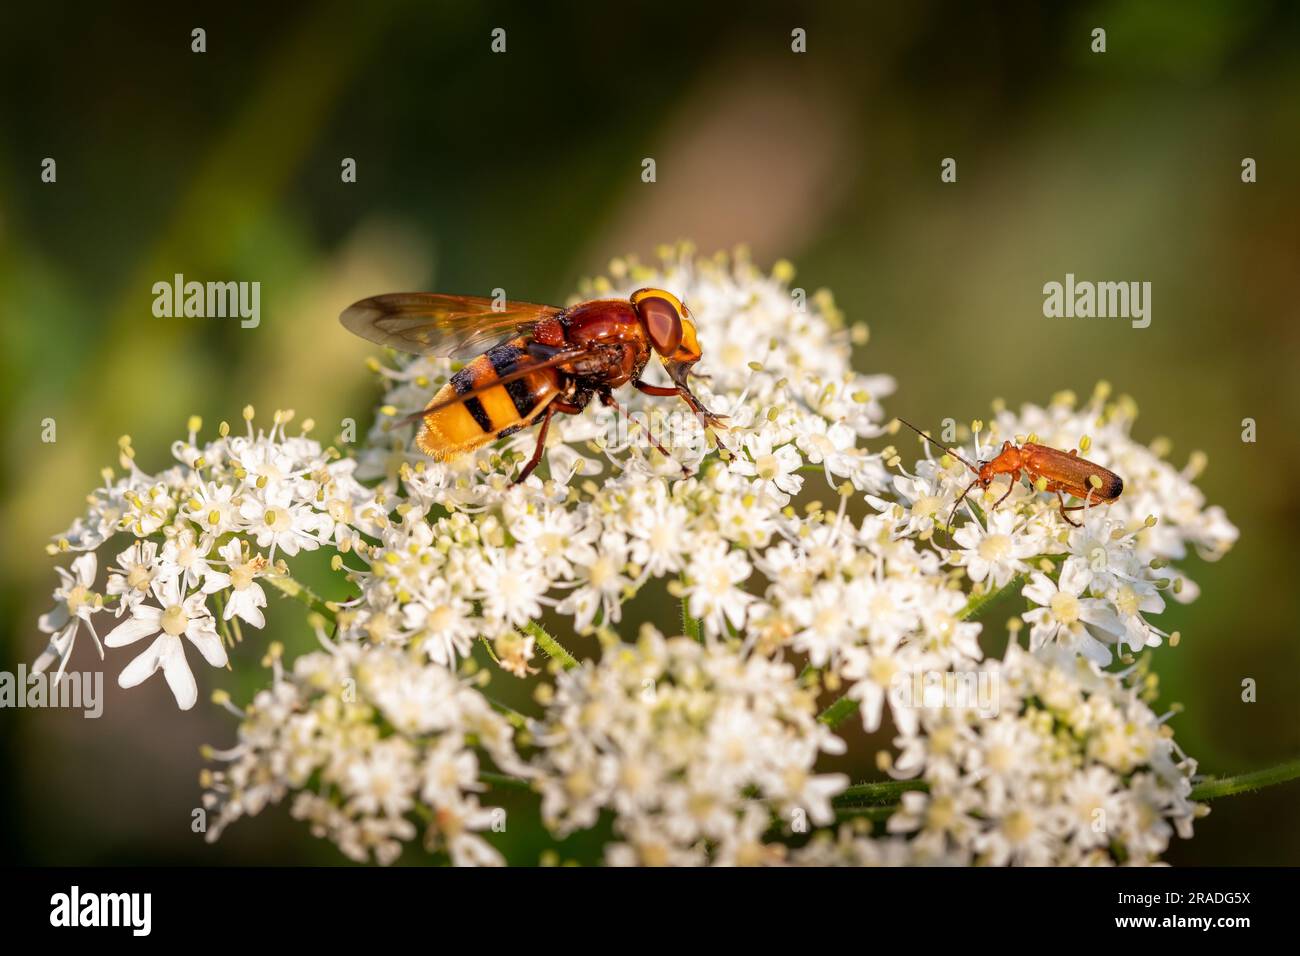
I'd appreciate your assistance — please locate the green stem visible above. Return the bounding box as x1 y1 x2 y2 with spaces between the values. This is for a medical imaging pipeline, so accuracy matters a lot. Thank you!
826 760 1300 818
834 779 929 806
483 695 530 730
212 591 235 648
479 771 532 792
956 553 1067 621
264 572 337 622
680 573 702 642
1190 757 1300 801
835 805 897 823
957 573 1027 621
522 621 578 670
817 695 860 728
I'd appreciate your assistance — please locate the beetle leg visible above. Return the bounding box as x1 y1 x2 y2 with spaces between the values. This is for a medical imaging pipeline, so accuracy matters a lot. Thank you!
992 471 1019 511
1055 490 1083 527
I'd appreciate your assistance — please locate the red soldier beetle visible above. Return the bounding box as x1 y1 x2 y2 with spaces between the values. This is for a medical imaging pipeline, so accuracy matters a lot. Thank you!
894 418 1124 531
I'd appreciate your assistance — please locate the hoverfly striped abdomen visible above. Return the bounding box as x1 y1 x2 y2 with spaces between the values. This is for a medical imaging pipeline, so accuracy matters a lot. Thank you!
417 335 561 459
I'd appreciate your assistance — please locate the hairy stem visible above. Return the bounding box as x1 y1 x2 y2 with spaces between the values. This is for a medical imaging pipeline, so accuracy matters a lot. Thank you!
483 695 530 730
1190 757 1300 801
957 573 1027 621
264 572 337 622
522 620 578 670
826 758 1300 826
680 573 702 642
833 779 929 806
479 770 532 792
834 805 898 824
818 695 860 728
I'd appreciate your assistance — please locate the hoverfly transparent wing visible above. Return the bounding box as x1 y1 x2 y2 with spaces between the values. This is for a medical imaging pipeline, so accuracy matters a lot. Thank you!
340 293 562 360
390 348 593 429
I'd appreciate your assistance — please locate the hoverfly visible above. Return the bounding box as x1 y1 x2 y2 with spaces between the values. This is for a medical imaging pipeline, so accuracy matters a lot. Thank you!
896 418 1124 529
340 288 726 483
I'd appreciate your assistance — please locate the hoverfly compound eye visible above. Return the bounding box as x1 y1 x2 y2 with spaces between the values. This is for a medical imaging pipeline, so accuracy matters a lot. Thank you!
636 294 684 357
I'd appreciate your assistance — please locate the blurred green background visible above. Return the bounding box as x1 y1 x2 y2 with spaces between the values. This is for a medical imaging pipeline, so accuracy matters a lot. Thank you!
2 0 1297 865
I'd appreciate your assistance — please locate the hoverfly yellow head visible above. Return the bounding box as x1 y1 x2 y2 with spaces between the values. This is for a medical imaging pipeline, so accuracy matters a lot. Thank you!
630 287 700 363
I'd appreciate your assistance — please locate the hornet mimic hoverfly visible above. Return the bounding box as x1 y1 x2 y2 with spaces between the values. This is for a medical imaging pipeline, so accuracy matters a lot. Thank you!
340 288 726 483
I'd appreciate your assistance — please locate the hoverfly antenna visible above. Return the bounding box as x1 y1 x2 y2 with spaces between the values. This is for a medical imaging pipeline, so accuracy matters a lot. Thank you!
894 417 978 473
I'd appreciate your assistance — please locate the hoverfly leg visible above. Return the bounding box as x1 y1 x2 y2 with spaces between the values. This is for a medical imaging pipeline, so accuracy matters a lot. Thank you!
513 397 587 485
632 379 680 397
526 341 571 361
514 405 557 485
680 390 729 431
599 391 686 475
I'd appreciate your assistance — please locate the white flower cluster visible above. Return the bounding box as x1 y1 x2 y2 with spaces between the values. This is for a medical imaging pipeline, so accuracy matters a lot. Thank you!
201 641 522 865
35 411 385 709
883 643 1201 866
527 627 847 865
31 245 1238 866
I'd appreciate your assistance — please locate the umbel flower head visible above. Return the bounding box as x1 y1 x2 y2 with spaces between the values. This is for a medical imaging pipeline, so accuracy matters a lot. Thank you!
32 243 1236 865
527 626 848 866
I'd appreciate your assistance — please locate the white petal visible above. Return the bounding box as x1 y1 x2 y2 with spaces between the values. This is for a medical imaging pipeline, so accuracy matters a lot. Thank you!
153 574 183 607
185 622 229 668
1078 632 1113 667
1058 557 1091 595
201 571 231 594
1021 573 1056 606
160 640 198 710
38 605 70 634
229 594 266 629
1079 602 1122 636
117 634 173 688
33 624 77 675
104 609 162 647
72 552 98 586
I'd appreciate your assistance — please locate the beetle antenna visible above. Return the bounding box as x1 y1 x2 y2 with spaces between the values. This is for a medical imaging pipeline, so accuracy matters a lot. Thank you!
894 418 978 474
946 476 981 539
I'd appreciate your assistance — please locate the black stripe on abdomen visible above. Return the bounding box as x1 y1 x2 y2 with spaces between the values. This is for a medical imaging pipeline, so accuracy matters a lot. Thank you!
487 340 536 418
452 367 493 432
